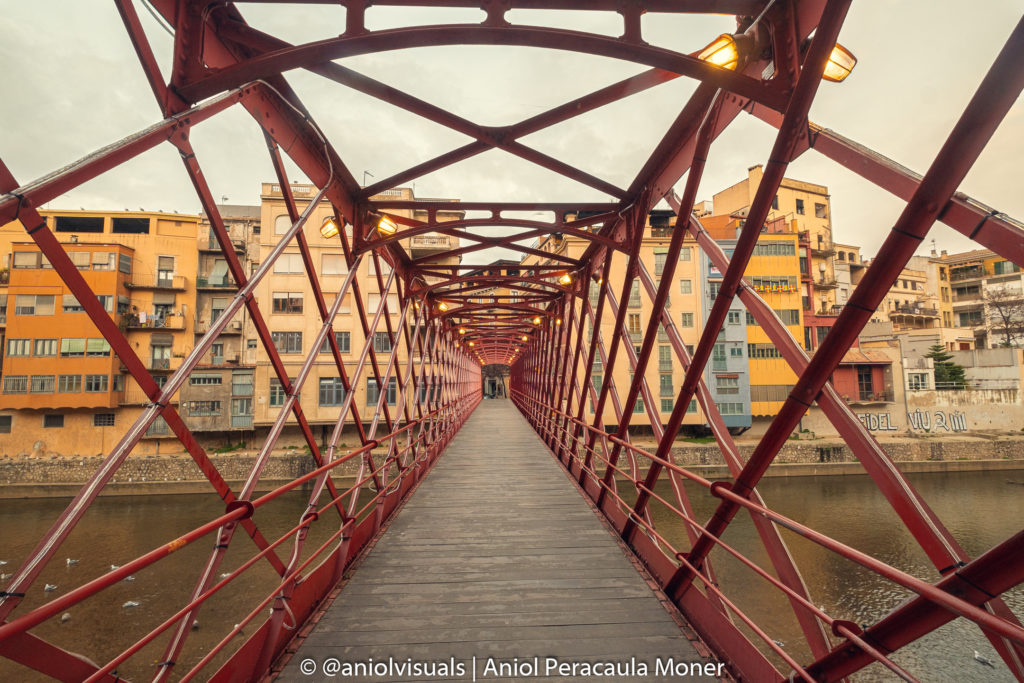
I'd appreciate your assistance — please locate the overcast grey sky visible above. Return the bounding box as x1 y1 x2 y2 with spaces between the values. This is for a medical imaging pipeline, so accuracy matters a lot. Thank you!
1 2 1022 265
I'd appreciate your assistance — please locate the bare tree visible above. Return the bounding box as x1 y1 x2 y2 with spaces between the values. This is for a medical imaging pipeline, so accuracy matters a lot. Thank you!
984 284 1024 348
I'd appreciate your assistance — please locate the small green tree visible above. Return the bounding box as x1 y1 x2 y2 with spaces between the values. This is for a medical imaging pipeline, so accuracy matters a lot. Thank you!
925 344 966 389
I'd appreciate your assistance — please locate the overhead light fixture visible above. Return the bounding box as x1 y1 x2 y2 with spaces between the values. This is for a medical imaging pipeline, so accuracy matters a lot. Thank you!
533 317 541 325
459 327 467 335
521 335 528 341
556 318 562 325
697 34 747 71
468 341 475 347
376 214 398 235
320 216 341 239
558 273 572 286
438 302 449 312
822 43 857 82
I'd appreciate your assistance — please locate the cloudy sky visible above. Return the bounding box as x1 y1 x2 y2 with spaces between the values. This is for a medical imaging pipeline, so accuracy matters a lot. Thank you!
1 2 1022 265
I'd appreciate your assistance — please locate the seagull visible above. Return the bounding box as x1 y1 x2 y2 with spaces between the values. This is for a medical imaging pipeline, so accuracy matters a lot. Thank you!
772 640 786 648
0 560 7 566
124 575 135 582
60 613 71 623
191 620 200 631
974 651 996 668
110 564 120 571
66 558 79 566
219 572 231 579
44 584 57 592
122 601 140 609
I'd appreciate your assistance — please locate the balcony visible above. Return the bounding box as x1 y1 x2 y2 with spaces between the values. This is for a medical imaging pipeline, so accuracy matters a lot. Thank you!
195 318 244 335
124 356 184 374
814 277 838 289
127 275 187 291
952 291 982 303
121 313 187 330
196 275 237 290
408 234 454 255
199 238 246 253
891 304 939 317
230 415 253 429
810 242 836 257
846 391 895 405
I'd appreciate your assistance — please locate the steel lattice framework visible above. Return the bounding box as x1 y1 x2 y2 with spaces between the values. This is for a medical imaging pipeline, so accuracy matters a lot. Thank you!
1 1 1023 681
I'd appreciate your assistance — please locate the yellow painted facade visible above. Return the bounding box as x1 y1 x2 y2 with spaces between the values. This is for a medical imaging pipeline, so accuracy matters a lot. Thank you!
0 211 199 455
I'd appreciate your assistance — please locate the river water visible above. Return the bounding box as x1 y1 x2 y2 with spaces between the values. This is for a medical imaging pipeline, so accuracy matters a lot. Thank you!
1 470 1021 681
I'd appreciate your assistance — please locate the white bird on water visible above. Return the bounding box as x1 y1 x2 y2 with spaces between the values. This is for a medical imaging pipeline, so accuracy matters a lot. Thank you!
66 558 79 567
0 560 7 566
60 613 71 624
124 575 135 582
122 600 140 609
109 564 120 571
974 650 996 668
44 584 57 592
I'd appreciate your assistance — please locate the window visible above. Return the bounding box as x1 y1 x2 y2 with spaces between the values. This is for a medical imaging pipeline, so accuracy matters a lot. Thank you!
750 385 794 402
717 402 745 415
112 217 150 233
232 372 253 396
146 416 170 437
43 414 65 428
779 309 801 325
231 398 252 425
716 376 739 395
269 379 286 407
687 399 698 413
69 251 91 269
7 338 30 356
274 214 295 234
320 331 351 354
86 339 111 357
771 195 779 210
748 344 784 359
188 401 222 416
627 313 642 337
118 254 132 274
817 326 830 346
3 376 28 394
58 375 81 393
837 251 845 261
55 215 104 233
857 366 874 401
28 375 55 394
748 276 799 293
210 342 224 365
814 203 827 218
661 399 674 413
85 375 109 393
709 282 721 301
60 338 86 357
62 294 84 313
654 250 668 276
628 281 642 307
157 256 175 287
752 242 796 257
189 374 223 386
679 248 691 261
680 312 694 327
632 397 645 414
0 415 10 433
366 377 397 406
373 332 393 353
94 413 115 427
660 373 673 397
908 373 930 391
659 345 673 371
96 295 113 312
271 331 303 354
273 253 305 273
319 378 346 406
15 294 55 315
993 260 1022 275
93 252 115 270
322 254 348 275
712 343 727 370
795 199 805 215
368 258 393 277
12 251 40 268
727 311 741 324
679 279 692 294
272 291 304 314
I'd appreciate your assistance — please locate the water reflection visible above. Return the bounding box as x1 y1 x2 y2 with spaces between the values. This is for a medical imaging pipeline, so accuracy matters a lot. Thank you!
0 471 1020 681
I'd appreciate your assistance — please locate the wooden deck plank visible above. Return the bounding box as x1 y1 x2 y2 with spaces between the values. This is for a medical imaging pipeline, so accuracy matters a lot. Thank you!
276 400 715 681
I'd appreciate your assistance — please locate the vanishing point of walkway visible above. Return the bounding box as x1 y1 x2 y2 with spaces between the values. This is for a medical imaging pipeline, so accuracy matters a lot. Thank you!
278 399 718 682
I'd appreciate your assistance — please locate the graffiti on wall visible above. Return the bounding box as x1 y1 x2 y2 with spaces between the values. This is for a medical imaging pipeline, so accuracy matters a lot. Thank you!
856 410 969 433
906 409 968 433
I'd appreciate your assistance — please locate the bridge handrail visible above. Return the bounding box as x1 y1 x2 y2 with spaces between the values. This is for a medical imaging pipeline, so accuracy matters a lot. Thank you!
511 390 1024 673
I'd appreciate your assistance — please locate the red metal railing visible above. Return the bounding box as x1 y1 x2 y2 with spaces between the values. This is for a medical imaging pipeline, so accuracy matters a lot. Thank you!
2 1 1023 681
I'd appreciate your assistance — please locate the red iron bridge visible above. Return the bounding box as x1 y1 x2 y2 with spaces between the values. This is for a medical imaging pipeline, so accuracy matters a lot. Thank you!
1 2 1023 681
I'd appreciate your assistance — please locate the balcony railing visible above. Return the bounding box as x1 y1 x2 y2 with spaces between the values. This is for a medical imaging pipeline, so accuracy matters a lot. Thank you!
814 278 838 289
409 235 453 251
231 415 253 429
128 275 187 291
950 268 986 282
196 276 236 289
846 391 895 404
195 318 243 334
201 238 246 252
121 313 186 330
892 305 939 317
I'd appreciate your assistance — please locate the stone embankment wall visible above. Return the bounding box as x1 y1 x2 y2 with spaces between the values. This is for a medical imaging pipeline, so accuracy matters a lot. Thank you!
1 438 1023 498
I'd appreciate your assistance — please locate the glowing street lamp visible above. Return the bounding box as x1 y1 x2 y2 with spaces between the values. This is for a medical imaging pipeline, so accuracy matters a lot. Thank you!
376 214 398 235
438 301 450 312
459 327 467 335
697 34 747 71
533 316 541 325
320 216 341 238
558 272 572 286
822 43 857 82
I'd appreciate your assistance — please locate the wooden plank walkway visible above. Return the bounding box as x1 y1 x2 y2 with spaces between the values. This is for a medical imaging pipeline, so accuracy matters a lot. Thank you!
277 399 718 682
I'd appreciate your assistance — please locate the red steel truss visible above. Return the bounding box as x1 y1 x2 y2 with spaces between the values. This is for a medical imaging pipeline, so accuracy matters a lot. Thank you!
1 1 1023 681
